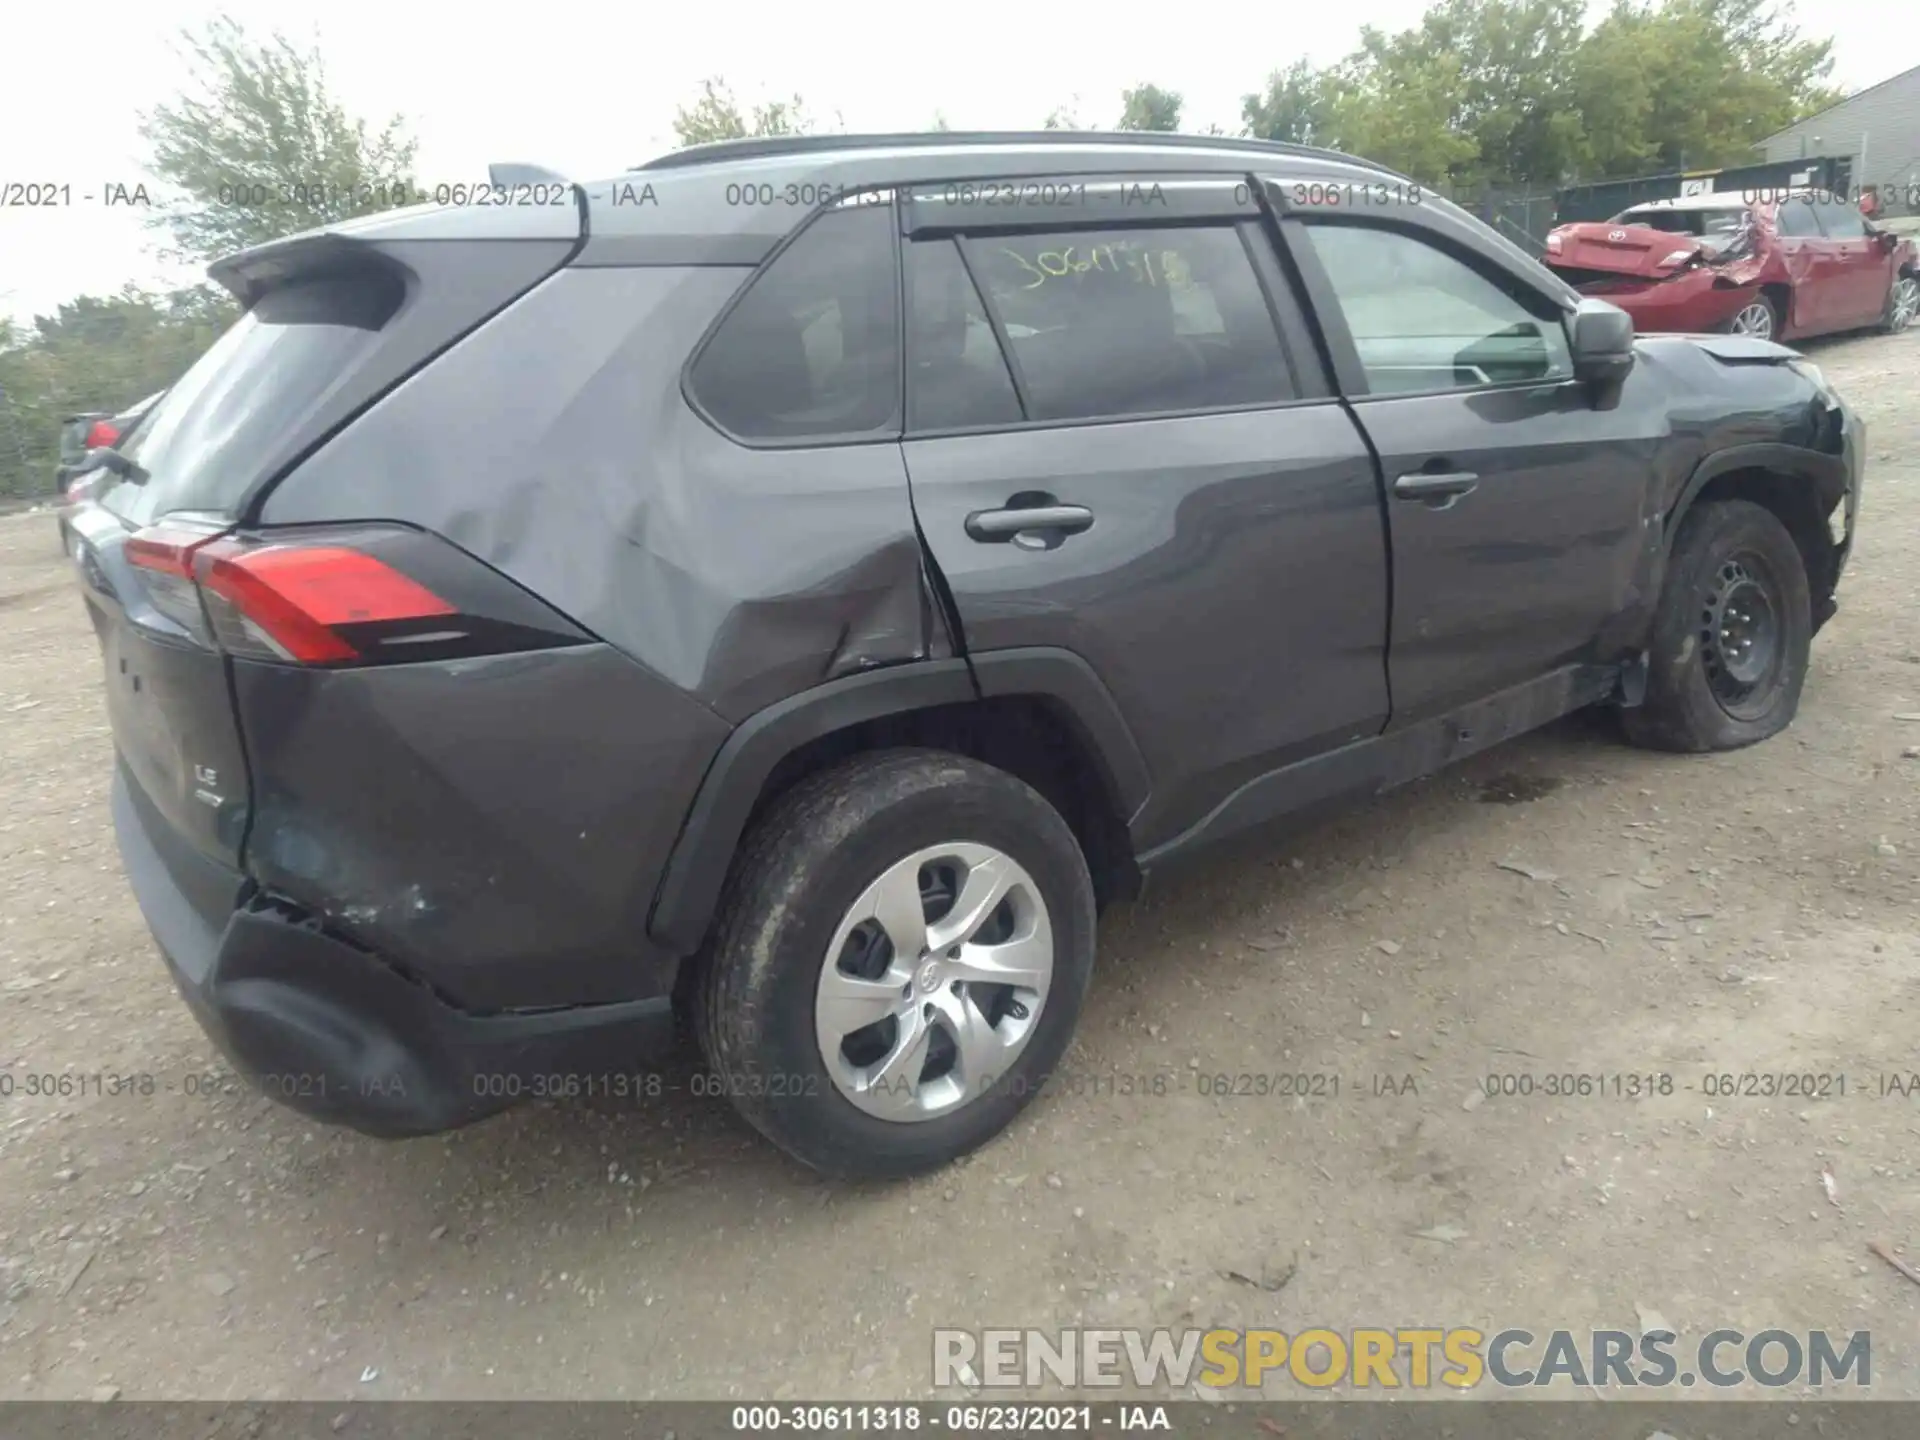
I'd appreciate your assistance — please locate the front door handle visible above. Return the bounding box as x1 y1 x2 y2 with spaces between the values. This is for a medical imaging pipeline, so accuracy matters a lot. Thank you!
965 503 1095 544
1393 471 1480 509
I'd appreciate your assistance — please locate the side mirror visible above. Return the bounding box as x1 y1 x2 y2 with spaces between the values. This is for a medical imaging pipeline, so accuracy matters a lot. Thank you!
1876 229 1900 251
1570 297 1636 386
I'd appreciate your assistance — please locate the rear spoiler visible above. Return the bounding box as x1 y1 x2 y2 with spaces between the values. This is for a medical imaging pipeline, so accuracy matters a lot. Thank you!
207 233 399 309
206 163 585 309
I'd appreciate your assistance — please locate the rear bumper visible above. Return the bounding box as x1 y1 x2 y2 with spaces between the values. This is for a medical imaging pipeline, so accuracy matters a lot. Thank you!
113 769 680 1138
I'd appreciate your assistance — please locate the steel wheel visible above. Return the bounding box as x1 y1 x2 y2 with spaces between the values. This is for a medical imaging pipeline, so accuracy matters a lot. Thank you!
1889 275 1918 332
1729 300 1775 339
1700 553 1785 721
815 842 1053 1122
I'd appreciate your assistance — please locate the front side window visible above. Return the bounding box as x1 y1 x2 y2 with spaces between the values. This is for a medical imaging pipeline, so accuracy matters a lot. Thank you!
1815 201 1865 239
1775 200 1822 238
962 224 1294 422
1302 222 1573 395
689 203 901 442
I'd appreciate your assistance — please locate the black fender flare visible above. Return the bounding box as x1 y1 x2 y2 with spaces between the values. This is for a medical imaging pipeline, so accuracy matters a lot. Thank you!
645 649 1152 956
1664 442 1847 551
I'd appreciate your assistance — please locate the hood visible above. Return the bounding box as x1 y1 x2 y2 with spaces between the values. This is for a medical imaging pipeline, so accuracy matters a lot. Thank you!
1638 332 1797 365
1671 333 1796 364
1544 221 1724 280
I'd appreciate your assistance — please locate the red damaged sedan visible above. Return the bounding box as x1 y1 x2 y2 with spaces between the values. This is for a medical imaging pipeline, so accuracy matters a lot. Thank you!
1544 193 1918 342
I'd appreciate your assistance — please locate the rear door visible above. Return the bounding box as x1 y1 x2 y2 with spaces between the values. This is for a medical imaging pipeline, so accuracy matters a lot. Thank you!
1274 195 1654 724
898 174 1392 848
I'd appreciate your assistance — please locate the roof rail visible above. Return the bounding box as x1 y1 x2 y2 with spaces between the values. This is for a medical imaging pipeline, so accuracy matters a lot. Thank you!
632 130 1396 177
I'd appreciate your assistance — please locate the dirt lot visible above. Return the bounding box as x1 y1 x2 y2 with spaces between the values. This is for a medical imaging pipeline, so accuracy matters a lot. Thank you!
1 333 1918 1405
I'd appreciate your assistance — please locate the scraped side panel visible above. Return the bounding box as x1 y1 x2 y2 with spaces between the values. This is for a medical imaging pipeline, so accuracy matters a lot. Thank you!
260 266 931 722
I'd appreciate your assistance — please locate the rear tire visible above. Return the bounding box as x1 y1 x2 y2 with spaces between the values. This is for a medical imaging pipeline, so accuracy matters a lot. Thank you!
1623 499 1811 753
694 748 1097 1179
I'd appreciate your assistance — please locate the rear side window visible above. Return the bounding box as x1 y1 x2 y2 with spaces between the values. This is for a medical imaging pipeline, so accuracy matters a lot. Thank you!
964 224 1294 423
1776 200 1821 237
104 273 403 528
689 203 901 442
906 239 1022 431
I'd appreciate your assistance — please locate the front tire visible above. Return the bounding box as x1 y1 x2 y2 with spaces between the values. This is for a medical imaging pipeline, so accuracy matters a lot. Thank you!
1623 499 1812 753
695 749 1097 1179
1724 295 1779 341
1878 271 1918 334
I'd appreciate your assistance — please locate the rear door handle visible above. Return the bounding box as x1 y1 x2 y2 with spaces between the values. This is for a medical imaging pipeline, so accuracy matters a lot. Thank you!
1392 471 1480 509
965 504 1095 543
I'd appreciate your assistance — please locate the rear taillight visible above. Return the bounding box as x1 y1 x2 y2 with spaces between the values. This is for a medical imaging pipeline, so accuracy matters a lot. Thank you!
84 420 120 449
123 523 587 666
195 542 456 663
125 524 222 635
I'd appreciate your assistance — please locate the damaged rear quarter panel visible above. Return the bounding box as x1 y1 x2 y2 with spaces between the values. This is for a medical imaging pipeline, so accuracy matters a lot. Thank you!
260 265 932 723
231 644 731 1011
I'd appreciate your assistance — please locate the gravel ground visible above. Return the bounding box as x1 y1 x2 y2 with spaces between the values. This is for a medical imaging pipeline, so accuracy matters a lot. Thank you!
1 329 1917 1403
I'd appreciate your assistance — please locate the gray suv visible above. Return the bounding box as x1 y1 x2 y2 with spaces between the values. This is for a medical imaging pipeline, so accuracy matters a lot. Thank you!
68 132 1864 1178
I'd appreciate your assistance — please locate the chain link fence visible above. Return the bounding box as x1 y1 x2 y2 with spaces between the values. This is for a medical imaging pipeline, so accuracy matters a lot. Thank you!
1441 187 1559 255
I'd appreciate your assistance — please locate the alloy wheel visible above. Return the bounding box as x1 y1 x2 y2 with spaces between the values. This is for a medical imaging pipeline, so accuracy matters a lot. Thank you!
815 842 1054 1122
1729 301 1775 339
1891 276 1919 332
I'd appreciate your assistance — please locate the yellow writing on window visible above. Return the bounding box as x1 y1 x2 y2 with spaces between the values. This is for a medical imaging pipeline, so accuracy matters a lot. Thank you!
997 241 1193 291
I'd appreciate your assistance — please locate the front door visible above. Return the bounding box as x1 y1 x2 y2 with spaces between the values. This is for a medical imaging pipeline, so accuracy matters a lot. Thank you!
1812 199 1888 328
896 173 1393 848
1278 202 1657 726
1773 198 1838 335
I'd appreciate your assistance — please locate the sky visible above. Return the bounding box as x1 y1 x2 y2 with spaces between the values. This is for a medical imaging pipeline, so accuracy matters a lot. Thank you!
0 0 1910 326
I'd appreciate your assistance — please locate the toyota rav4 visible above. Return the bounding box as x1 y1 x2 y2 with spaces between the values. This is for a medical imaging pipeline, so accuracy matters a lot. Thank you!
68 132 1864 1179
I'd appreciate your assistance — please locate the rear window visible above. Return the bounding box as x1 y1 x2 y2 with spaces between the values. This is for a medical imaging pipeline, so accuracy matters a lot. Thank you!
100 273 401 527
1616 207 1749 237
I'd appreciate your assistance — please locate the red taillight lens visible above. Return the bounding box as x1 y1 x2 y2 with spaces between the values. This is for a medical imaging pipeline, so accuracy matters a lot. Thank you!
124 528 208 577
124 523 224 635
84 421 120 449
124 526 457 665
194 542 455 664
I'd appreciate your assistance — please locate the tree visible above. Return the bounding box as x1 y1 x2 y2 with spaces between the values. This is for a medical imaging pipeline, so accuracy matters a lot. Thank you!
1243 60 1348 146
1117 84 1183 132
0 286 235 498
1041 101 1083 130
1331 39 1483 183
1249 0 1841 188
929 111 953 132
139 15 418 266
673 78 813 146
1359 0 1588 185
1569 0 1838 176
